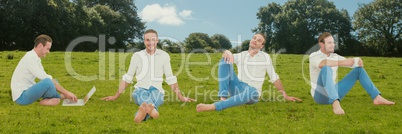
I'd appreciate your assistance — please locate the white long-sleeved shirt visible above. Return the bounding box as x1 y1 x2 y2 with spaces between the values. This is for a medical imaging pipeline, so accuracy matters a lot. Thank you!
309 50 346 97
122 49 177 94
11 50 53 101
233 51 280 96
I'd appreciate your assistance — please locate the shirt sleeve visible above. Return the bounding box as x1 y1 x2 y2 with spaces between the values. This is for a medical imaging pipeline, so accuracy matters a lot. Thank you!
27 59 52 80
337 55 347 60
233 53 239 64
163 54 177 85
122 54 139 83
309 53 323 69
336 54 352 68
265 55 279 83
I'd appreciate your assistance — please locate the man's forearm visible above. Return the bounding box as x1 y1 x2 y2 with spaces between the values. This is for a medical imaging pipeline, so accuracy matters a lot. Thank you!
115 80 129 97
52 79 68 94
273 79 287 96
319 59 352 68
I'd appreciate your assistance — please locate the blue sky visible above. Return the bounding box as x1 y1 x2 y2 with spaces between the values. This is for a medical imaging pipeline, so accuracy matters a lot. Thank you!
135 0 374 46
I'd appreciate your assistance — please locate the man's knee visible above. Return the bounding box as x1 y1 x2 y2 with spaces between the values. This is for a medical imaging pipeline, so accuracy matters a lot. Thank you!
218 90 230 98
42 78 55 88
320 66 333 77
246 88 259 102
353 67 364 72
321 66 332 71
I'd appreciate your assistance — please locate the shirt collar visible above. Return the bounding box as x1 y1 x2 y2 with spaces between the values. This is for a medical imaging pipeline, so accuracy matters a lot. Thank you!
318 50 335 58
142 49 161 56
29 49 41 61
245 51 262 57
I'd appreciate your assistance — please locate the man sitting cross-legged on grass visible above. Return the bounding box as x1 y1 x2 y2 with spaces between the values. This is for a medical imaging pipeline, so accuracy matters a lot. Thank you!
309 32 395 115
11 34 78 106
102 29 196 123
196 33 302 112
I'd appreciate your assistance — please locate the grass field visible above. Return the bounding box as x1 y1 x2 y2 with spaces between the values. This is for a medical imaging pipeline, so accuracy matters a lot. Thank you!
0 51 401 133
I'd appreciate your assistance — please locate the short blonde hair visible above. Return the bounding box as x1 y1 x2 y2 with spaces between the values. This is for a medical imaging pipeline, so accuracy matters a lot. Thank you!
144 29 158 37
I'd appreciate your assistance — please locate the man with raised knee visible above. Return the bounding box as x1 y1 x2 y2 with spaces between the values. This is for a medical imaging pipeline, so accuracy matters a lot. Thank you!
309 32 395 115
196 33 302 112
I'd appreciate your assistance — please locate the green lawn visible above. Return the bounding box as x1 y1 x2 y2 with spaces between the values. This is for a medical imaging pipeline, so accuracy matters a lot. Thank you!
0 51 401 133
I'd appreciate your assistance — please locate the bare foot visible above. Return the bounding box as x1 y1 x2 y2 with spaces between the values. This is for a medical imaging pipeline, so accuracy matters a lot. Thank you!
196 103 216 112
220 97 227 101
134 102 147 123
146 103 159 119
373 95 395 105
40 98 60 106
332 100 345 115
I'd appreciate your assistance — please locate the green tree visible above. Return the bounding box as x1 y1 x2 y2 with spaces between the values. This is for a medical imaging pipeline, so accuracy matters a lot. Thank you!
0 0 34 50
230 40 249 52
68 0 105 51
253 2 282 52
211 34 232 50
161 39 183 53
354 0 402 56
184 33 215 53
231 39 250 52
255 0 352 54
0 0 145 51
85 0 145 51
241 40 250 52
0 0 76 51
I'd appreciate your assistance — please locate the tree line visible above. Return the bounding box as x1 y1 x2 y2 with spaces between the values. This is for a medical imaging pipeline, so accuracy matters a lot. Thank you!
0 0 145 51
253 0 401 56
1 0 401 56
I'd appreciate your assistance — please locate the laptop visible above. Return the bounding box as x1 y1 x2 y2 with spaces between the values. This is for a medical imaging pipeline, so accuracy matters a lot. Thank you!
62 86 96 106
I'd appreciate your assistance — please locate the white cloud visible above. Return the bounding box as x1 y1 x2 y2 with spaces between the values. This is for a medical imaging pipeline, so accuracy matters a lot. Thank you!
140 4 192 26
179 10 192 18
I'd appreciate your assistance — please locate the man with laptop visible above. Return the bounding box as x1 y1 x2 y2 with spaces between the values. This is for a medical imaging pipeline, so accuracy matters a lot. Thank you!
63 86 96 106
11 34 78 106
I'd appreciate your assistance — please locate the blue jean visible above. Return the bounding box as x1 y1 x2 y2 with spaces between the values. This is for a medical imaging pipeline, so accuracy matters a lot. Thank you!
15 78 60 105
214 58 259 111
314 66 380 104
132 86 164 121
